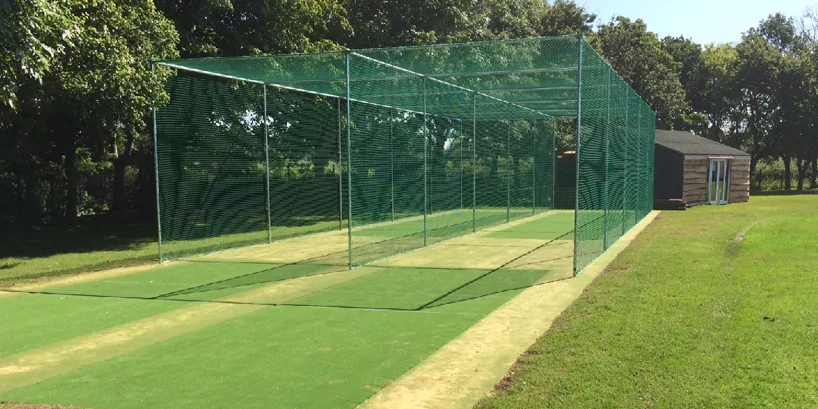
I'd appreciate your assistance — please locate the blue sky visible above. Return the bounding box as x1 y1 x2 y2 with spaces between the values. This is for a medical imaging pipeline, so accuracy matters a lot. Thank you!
581 0 817 44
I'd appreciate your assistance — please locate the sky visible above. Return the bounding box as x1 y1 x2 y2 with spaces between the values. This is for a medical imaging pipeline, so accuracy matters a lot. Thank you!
580 0 817 44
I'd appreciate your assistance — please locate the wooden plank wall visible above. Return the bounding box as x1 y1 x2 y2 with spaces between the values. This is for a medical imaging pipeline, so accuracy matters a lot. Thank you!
682 156 751 204
682 158 709 204
730 158 751 203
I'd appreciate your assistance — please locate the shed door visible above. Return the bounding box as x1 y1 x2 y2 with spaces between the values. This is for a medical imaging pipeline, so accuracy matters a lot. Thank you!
707 159 730 205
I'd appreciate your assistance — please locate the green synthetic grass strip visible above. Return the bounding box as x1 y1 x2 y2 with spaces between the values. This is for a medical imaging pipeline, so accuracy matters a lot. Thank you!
48 262 283 299
0 261 345 359
486 212 575 240
1 289 525 409
476 195 818 409
423 269 557 309
164 263 342 301
288 267 489 310
0 295 181 359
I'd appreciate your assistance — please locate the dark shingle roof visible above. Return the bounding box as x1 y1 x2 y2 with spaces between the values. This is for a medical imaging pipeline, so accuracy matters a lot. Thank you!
655 130 750 157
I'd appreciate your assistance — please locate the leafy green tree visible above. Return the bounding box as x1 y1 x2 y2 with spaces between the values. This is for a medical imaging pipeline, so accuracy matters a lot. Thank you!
155 0 350 57
661 36 709 130
696 44 742 144
3 0 179 219
735 29 779 185
596 17 688 129
344 0 544 48
539 0 596 36
0 0 75 109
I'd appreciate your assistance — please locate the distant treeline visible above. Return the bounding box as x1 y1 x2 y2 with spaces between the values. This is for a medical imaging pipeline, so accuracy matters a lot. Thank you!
1 0 816 224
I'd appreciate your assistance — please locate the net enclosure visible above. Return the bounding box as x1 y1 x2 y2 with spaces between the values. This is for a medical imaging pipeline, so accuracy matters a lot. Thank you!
153 35 655 276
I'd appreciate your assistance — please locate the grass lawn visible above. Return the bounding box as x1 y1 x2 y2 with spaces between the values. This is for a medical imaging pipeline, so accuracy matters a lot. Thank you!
476 195 818 409
0 216 346 285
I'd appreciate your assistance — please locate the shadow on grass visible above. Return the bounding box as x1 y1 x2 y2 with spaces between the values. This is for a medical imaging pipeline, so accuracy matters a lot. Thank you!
2 218 577 315
751 189 818 196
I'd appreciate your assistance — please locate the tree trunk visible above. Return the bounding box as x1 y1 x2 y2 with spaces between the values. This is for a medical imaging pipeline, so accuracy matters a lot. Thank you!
811 156 818 189
796 158 806 191
112 133 136 212
14 167 22 212
783 156 792 191
750 156 758 191
65 147 78 221
112 158 126 212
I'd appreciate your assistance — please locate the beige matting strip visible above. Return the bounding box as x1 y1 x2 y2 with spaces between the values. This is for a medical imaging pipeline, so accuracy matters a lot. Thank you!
356 211 660 409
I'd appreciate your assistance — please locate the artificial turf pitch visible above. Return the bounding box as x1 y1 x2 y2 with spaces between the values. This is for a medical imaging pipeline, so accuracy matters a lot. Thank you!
0 211 575 409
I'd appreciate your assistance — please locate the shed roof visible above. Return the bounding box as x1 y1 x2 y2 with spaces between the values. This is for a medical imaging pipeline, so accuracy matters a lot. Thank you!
655 130 750 157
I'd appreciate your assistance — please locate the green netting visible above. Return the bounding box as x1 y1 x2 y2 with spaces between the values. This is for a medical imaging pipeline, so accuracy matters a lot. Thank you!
155 73 268 260
155 72 347 261
154 35 654 275
573 40 656 273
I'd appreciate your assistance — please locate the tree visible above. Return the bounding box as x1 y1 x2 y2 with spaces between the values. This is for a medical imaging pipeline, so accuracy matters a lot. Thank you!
696 44 742 144
155 0 351 57
539 0 596 36
735 29 779 187
344 0 544 48
596 17 688 129
0 0 76 109
5 0 179 219
661 36 708 130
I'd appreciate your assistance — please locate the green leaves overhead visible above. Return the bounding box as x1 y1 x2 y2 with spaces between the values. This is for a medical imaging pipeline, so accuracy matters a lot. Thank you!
596 17 687 130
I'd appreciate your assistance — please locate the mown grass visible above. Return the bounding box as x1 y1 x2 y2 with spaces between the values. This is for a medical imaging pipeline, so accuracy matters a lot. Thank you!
476 195 818 409
0 216 345 285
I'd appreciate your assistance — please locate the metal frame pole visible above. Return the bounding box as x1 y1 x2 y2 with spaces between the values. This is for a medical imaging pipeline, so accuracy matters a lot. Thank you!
390 107 395 221
573 35 584 277
460 120 464 210
264 85 272 243
151 64 164 262
532 119 537 216
423 77 428 247
602 67 613 250
507 102 511 223
337 97 344 230
472 93 477 233
345 53 354 269
551 119 557 209
623 91 629 235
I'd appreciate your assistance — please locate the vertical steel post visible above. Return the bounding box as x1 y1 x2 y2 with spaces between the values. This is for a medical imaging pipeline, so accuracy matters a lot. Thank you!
337 97 343 230
532 120 536 216
623 90 629 235
345 53 354 269
460 120 464 210
423 77 428 247
507 102 511 223
573 35 584 277
151 63 164 262
602 67 613 250
551 119 557 209
264 85 272 243
390 107 395 221
472 93 477 233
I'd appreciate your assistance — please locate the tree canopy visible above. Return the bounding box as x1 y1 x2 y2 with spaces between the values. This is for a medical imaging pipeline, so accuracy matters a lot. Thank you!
1 0 817 223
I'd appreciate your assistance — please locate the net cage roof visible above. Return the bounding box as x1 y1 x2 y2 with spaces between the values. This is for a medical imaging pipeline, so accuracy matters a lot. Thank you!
156 35 650 120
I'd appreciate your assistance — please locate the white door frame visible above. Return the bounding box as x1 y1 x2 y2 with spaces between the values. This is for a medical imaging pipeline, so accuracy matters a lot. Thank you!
707 158 731 205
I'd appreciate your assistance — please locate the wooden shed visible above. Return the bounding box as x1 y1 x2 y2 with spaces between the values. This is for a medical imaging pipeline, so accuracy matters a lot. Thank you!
654 130 750 205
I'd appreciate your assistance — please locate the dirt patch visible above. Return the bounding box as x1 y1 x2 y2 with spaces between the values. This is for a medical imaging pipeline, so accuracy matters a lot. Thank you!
726 222 755 259
492 373 516 393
